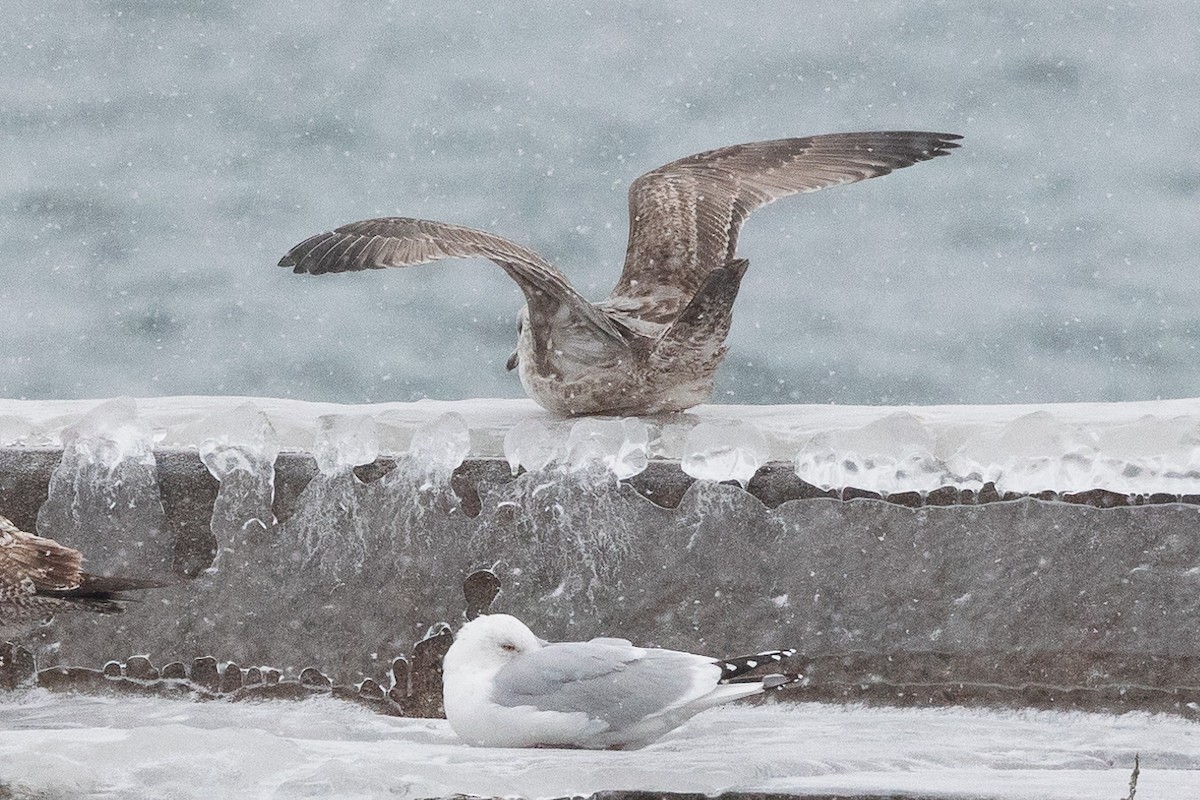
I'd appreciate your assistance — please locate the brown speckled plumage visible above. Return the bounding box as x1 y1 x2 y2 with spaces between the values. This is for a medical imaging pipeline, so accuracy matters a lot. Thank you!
280 131 961 415
0 514 161 641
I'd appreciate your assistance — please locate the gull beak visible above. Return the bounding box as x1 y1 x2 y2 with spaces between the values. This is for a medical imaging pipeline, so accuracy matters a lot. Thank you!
505 350 520 371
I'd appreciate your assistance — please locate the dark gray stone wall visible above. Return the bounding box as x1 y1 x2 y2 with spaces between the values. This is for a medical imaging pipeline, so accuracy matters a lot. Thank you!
2 447 1198 712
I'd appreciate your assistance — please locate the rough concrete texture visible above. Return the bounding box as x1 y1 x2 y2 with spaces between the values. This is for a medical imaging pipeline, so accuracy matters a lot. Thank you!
1 447 1198 713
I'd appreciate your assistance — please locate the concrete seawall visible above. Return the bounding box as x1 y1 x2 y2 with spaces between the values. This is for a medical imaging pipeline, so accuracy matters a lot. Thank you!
2 446 1198 714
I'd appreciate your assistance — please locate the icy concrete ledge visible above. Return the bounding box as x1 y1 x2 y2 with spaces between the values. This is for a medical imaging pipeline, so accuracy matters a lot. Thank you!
2 394 1200 496
2 436 1199 713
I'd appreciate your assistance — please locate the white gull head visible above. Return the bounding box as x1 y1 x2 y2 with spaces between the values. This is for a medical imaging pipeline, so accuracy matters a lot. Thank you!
441 613 795 750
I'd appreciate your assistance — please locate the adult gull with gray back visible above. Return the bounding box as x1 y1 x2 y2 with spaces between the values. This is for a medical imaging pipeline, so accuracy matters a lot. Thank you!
281 131 961 416
441 613 796 749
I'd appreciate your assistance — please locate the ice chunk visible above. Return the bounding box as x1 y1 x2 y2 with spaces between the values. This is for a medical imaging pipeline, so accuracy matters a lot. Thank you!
409 412 470 473
942 410 1075 494
60 396 156 469
36 397 173 579
566 418 649 480
192 402 281 563
796 411 949 494
195 402 280 481
681 421 768 486
1089 415 1200 496
314 414 379 475
503 418 571 475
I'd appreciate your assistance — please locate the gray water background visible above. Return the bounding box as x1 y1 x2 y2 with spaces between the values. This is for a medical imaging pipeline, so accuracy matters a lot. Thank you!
2 1 1197 407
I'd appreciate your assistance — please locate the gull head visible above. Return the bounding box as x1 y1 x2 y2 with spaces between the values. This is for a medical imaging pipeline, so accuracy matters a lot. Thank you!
446 613 542 674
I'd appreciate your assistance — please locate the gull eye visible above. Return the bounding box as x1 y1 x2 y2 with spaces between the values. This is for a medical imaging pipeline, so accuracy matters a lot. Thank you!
500 642 518 653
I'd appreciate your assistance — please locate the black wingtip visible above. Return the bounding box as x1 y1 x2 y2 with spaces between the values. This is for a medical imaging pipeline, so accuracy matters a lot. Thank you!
762 674 792 690
77 574 172 593
717 648 798 681
931 133 964 154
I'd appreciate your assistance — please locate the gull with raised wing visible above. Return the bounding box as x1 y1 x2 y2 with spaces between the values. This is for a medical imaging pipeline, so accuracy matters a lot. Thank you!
280 131 961 415
441 613 797 749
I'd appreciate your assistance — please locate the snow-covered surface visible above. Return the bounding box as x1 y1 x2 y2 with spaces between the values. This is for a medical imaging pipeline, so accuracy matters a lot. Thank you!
2 394 1200 495
0 691 1195 799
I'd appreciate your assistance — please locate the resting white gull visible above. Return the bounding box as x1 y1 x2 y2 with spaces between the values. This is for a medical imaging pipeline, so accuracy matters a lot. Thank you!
281 131 962 416
441 613 796 749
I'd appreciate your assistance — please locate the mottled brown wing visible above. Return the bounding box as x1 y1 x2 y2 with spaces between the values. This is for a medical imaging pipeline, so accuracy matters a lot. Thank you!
279 217 627 344
0 515 83 593
612 131 962 322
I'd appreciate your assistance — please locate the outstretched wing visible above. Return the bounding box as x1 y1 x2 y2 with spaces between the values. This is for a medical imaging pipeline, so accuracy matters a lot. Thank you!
0 515 83 593
280 217 628 344
612 131 962 322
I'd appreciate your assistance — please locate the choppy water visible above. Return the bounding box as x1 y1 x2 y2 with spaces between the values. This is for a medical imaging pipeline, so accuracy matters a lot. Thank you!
2 1 1197 406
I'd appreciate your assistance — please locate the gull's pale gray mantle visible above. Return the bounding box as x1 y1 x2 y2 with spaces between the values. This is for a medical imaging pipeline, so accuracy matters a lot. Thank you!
441 613 796 749
0 515 162 642
280 131 962 415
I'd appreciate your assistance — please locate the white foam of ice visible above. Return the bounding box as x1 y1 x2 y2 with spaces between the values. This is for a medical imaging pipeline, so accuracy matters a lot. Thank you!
0 692 1196 799
2 395 1200 495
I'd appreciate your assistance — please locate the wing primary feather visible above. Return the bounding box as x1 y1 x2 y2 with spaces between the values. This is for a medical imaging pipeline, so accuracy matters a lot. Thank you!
612 131 962 321
279 217 631 350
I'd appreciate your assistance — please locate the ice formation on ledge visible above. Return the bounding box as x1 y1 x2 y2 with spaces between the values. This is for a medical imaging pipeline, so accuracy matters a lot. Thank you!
565 418 649 480
1 395 1199 495
409 412 471 475
504 418 571 474
5 696 1196 800
315 414 380 476
682 420 769 486
60 397 156 470
193 401 280 481
191 401 280 546
33 397 173 579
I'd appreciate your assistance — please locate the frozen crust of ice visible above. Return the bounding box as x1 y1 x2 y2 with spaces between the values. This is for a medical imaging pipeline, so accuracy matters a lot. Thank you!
1 395 1199 495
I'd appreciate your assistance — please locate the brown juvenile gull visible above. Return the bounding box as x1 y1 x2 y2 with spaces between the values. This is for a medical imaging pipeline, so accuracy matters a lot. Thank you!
280 131 962 416
0 514 162 642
